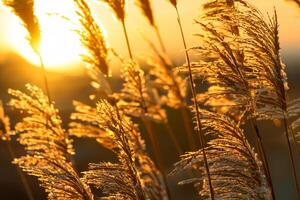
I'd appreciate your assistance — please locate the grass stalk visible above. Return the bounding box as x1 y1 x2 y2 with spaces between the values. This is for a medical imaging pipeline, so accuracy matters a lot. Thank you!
142 119 172 199
250 118 276 199
180 106 197 150
7 142 34 200
121 20 133 59
174 6 214 199
282 111 300 198
154 25 167 54
163 122 183 155
38 54 51 103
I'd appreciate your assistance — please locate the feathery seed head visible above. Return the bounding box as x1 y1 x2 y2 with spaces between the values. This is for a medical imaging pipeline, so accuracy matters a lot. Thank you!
4 0 41 53
101 0 126 21
136 0 155 26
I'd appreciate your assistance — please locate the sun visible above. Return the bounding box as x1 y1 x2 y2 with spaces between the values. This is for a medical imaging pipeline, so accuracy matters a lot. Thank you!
8 0 83 71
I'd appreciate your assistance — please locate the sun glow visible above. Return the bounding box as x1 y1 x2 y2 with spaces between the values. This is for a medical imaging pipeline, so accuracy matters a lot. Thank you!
8 0 83 71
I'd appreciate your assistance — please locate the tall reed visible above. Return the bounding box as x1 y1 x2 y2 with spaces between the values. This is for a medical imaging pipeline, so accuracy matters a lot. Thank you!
3 0 51 103
168 1 215 199
189 1 276 197
72 0 169 199
8 84 94 200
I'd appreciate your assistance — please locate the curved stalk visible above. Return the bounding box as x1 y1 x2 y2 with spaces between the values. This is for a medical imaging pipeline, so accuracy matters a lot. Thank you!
174 6 215 199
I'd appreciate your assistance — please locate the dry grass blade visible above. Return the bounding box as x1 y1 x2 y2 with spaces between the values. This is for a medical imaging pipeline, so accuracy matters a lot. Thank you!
8 84 94 200
3 0 40 53
172 110 271 199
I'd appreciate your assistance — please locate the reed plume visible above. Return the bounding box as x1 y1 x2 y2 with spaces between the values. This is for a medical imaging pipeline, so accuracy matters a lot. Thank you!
69 101 116 149
182 1 282 196
3 0 40 53
172 110 271 199
115 59 182 156
4 0 52 104
147 49 197 150
70 99 168 199
115 60 166 122
101 0 125 21
236 2 300 195
8 84 94 200
75 0 110 77
82 99 168 200
148 50 187 109
135 0 167 53
100 0 133 58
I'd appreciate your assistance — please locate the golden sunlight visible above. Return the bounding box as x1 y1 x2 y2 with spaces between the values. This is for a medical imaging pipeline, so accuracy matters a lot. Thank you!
8 0 82 70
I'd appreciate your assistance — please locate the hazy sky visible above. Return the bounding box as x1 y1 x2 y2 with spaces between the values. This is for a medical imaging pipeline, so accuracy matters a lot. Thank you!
0 0 299 71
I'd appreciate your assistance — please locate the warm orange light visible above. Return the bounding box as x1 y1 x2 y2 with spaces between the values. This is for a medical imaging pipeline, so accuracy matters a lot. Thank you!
8 0 82 71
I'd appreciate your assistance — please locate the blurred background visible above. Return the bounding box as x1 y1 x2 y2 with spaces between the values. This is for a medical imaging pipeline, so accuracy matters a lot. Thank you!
0 0 299 199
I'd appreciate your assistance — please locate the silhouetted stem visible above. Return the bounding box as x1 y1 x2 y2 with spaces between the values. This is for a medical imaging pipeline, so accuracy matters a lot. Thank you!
175 6 214 200
282 111 300 198
7 142 35 200
142 119 172 199
121 20 133 59
250 118 276 199
38 54 51 103
180 106 197 151
163 122 183 155
154 25 167 54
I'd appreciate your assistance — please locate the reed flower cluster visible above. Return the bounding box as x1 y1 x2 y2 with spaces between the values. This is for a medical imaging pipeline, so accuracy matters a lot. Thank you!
2 0 300 199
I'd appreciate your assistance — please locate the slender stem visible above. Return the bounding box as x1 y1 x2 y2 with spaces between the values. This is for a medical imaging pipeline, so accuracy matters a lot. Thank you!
180 106 197 150
7 142 35 200
121 19 133 59
38 54 51 103
38 54 73 164
283 112 300 198
154 25 167 54
163 122 183 155
142 119 172 199
250 118 276 199
175 6 214 199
